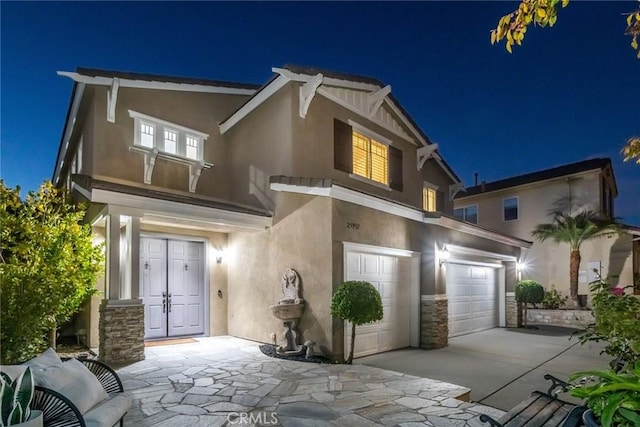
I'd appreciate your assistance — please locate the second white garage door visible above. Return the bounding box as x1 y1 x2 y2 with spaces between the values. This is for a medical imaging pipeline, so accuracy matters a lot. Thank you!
345 251 410 358
446 263 498 337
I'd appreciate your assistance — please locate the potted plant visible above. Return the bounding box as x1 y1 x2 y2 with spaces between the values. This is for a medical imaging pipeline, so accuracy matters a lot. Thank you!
569 363 640 427
0 367 43 427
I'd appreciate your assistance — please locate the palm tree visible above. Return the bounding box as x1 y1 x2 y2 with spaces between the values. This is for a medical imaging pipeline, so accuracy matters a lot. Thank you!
532 210 620 307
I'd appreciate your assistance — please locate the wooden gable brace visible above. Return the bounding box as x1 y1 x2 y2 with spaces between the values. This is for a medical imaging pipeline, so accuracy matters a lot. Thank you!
368 85 391 118
299 73 323 118
417 144 439 170
107 77 120 123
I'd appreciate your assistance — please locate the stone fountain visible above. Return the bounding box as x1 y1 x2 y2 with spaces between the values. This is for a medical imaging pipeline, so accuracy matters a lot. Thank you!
269 268 305 354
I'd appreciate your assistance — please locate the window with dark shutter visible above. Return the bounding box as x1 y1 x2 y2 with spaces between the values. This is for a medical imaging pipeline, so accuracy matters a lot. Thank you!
388 146 403 191
334 119 352 173
436 190 445 212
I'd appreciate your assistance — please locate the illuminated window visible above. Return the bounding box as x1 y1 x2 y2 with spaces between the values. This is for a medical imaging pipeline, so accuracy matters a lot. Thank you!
130 110 207 162
454 205 478 224
423 187 436 212
186 136 199 160
164 129 177 154
352 130 388 185
503 197 518 221
140 123 155 148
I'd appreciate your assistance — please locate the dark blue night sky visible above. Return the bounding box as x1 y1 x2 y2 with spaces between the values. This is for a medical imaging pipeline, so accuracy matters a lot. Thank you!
2 1 639 223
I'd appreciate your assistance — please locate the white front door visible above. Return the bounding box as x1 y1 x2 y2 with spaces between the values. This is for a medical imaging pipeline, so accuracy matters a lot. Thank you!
446 263 498 337
140 237 205 339
345 251 410 358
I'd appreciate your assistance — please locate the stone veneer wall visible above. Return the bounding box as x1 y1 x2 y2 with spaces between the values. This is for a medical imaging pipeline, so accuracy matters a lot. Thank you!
527 309 594 329
99 301 145 365
505 294 519 328
420 298 448 349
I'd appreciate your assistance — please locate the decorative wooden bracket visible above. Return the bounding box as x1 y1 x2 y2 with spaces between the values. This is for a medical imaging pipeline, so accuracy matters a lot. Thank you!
299 73 323 118
143 148 159 184
107 78 120 123
417 144 439 170
449 183 465 201
189 161 205 193
368 85 391 118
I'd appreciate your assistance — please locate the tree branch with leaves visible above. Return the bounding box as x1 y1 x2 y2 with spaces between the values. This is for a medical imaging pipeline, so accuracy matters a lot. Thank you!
491 0 640 59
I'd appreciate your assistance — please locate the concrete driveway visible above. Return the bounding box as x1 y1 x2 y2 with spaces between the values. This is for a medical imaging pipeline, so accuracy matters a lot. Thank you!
356 326 610 411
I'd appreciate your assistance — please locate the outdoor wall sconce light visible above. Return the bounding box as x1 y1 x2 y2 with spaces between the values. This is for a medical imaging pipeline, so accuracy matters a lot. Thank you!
439 245 450 266
214 247 224 264
516 261 526 272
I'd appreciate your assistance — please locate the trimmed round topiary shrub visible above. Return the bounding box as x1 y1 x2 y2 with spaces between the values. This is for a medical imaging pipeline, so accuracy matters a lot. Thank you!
331 281 383 364
516 280 545 306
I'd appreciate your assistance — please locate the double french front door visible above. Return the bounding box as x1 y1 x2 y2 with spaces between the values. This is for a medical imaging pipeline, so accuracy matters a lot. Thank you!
140 237 205 339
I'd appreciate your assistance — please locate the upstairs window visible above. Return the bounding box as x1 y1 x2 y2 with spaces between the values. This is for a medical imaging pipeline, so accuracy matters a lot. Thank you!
334 119 403 191
503 197 519 221
352 130 388 185
423 186 436 212
129 110 207 161
454 205 478 224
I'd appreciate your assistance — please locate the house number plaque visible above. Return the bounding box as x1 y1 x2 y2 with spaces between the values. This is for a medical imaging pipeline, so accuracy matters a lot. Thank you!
346 222 360 230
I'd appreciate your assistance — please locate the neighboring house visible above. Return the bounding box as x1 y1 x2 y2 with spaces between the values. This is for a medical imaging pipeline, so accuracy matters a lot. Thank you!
454 158 640 302
53 66 532 364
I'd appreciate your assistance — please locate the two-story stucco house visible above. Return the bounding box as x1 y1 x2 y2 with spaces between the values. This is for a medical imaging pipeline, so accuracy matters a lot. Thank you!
454 158 640 304
53 66 532 364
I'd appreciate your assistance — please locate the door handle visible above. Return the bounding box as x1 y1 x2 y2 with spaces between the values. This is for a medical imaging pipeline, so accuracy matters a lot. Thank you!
184 263 188 271
167 293 172 313
144 261 149 270
162 291 167 313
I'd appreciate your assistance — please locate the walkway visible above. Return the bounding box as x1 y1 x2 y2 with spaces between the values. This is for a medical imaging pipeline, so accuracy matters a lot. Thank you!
119 336 504 426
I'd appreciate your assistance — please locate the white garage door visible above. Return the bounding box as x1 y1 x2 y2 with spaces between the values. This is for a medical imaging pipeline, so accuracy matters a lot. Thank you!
345 251 410 358
446 263 498 337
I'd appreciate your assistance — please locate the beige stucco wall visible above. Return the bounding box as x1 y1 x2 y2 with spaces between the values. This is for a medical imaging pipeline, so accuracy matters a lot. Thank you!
89 87 249 198
227 193 334 353
224 85 295 208
454 171 633 297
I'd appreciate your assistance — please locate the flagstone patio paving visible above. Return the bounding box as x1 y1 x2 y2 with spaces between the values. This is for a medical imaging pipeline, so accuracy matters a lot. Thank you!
119 336 504 426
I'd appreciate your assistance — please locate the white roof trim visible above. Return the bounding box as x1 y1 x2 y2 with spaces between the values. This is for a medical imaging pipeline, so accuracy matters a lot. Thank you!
76 183 272 231
273 67 380 92
57 71 256 95
219 74 290 134
53 82 85 185
270 180 530 248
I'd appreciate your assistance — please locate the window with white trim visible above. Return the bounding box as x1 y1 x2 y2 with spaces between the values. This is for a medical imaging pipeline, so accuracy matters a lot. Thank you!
352 130 388 185
129 110 207 161
503 197 518 221
454 205 478 224
423 186 436 212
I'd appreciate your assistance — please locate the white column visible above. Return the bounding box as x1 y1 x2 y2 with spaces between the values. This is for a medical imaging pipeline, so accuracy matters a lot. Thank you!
129 217 141 300
106 213 121 300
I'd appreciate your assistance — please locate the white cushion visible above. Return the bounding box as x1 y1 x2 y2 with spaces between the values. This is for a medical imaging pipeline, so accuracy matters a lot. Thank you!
23 348 63 371
84 394 132 427
28 358 108 414
0 365 27 381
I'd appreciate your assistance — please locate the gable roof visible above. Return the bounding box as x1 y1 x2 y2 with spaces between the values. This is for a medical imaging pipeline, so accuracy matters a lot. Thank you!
457 158 615 199
219 64 462 184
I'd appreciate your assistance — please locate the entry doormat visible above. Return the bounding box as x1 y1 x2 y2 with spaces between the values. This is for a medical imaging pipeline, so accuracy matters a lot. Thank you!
145 338 197 347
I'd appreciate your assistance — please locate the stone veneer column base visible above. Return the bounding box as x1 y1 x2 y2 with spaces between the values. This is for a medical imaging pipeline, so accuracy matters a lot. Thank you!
99 300 145 365
506 293 519 328
420 297 448 349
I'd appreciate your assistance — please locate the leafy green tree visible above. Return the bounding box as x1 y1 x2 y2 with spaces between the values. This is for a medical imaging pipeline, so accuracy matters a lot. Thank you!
516 279 545 327
622 136 640 164
532 210 620 308
0 181 103 364
330 281 383 364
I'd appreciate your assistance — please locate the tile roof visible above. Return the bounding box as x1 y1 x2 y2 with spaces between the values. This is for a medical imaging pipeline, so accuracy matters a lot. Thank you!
76 67 262 90
457 158 613 198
